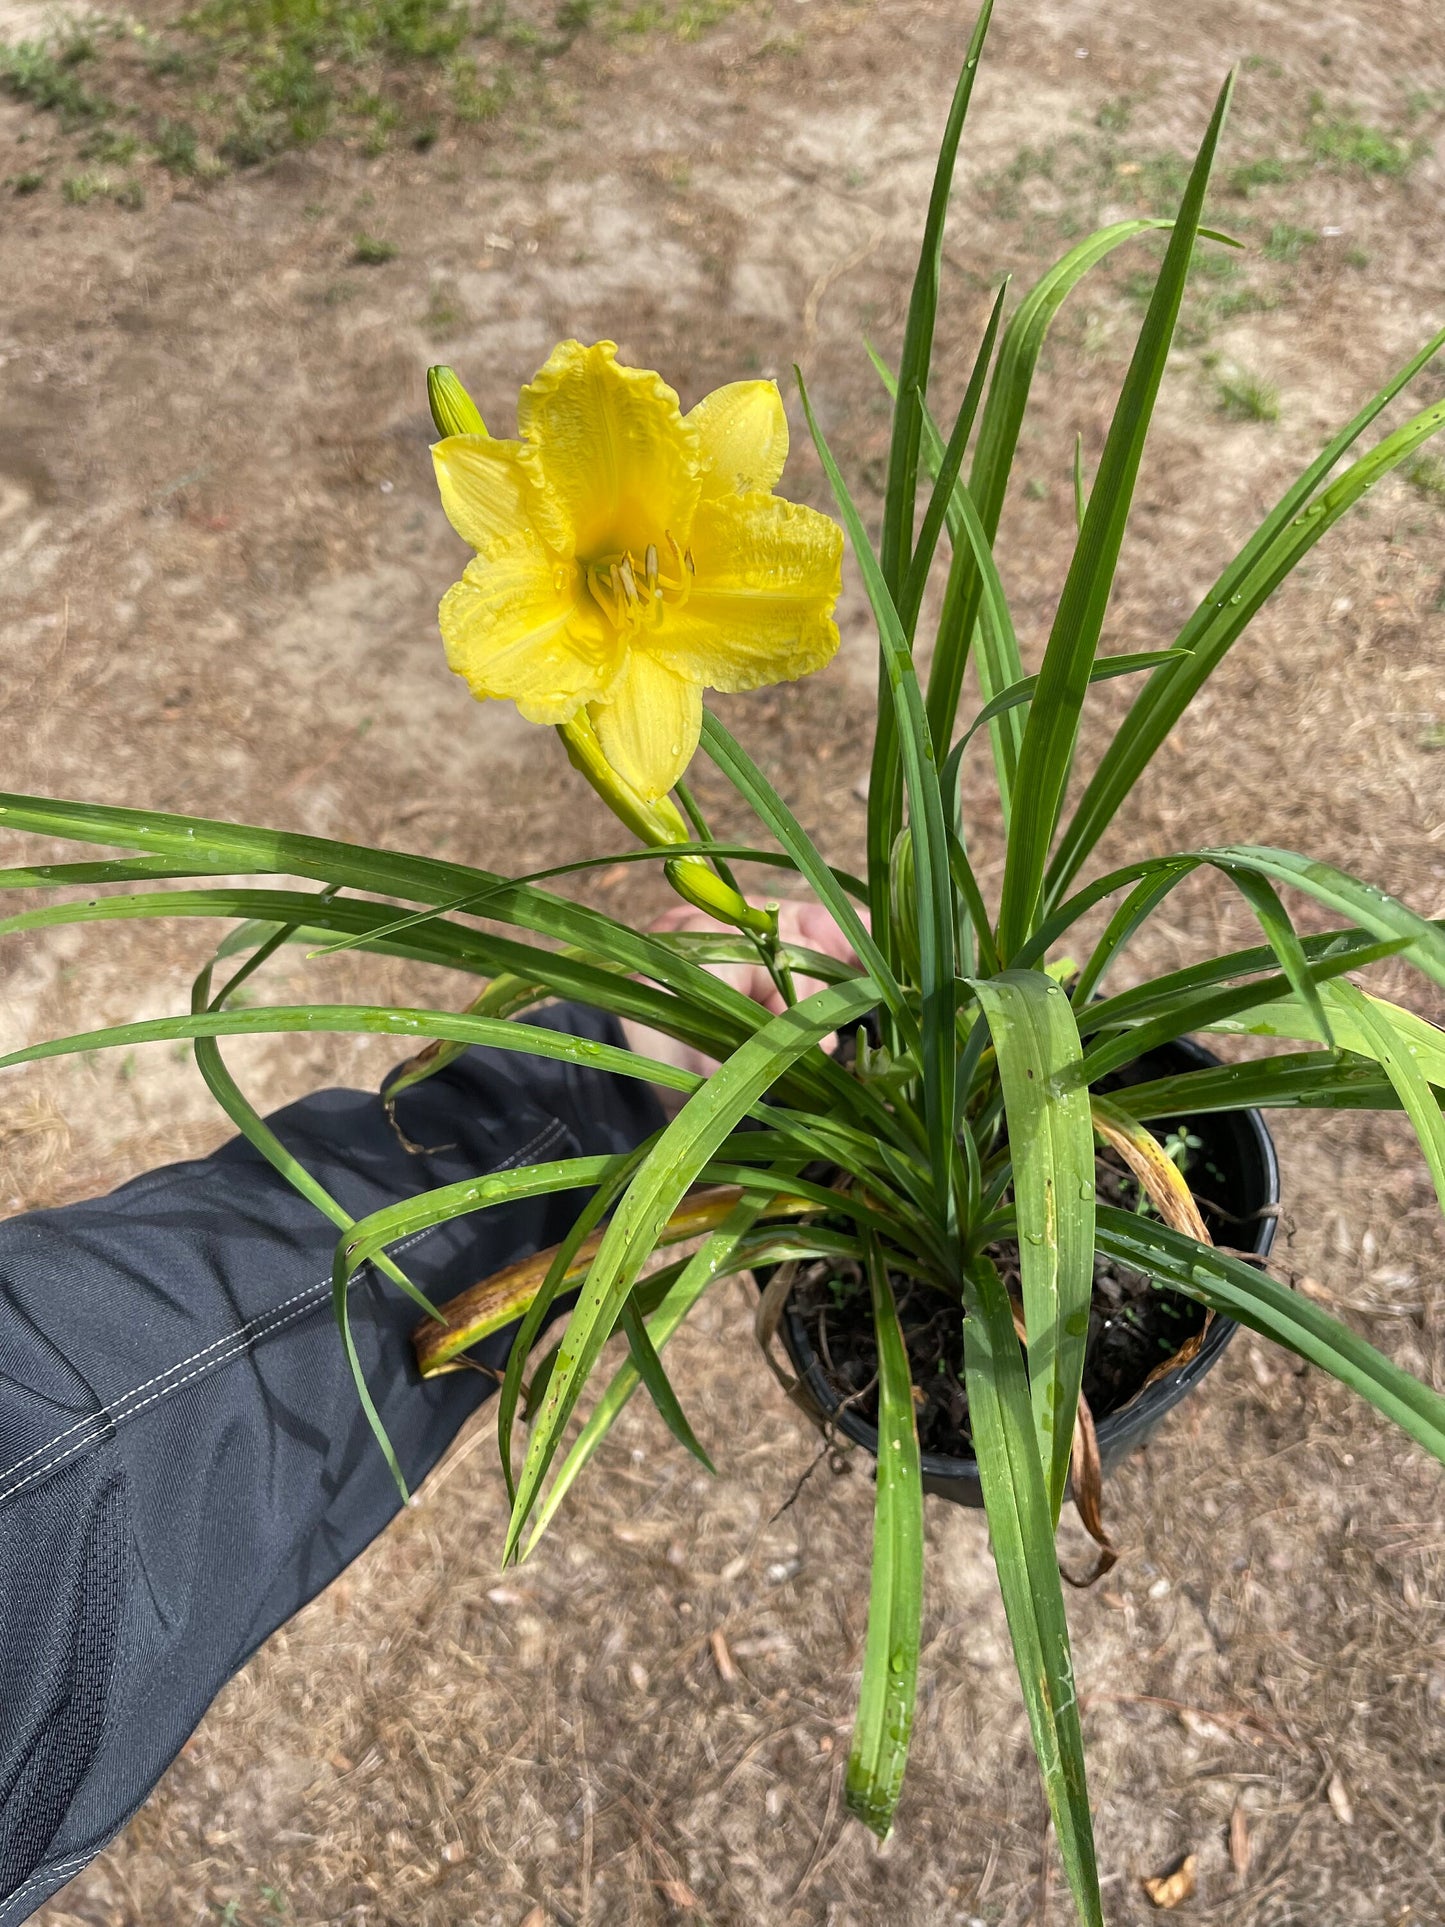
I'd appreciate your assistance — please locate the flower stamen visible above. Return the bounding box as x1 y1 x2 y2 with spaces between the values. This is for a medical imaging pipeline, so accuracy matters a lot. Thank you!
586 533 694 635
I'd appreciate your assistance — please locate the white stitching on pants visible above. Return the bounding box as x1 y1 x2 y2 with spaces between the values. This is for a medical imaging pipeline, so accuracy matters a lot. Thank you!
1 1852 97 1921
0 1116 568 1505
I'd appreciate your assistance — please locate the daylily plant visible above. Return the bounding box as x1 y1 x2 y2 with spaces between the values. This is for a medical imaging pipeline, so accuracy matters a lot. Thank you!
3 6 1444 1922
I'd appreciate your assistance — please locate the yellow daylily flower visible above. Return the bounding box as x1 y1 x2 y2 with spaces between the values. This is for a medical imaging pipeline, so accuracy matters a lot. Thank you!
431 340 845 801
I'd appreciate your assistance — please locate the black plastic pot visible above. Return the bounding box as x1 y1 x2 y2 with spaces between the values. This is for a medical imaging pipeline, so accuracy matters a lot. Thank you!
776 1034 1280 1509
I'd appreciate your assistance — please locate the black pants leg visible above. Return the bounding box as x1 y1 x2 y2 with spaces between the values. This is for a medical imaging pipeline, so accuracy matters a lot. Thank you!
0 1005 663 1924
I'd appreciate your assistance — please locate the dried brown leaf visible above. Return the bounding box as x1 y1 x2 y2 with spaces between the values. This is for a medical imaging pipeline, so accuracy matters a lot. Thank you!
1143 1853 1198 1908
1229 1802 1250 1877
709 1628 739 1684
658 1876 701 1910
1328 1772 1355 1827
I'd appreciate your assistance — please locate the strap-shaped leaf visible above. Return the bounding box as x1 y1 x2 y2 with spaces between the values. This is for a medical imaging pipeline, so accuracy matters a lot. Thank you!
519 1190 802 1554
1074 937 1405 1088
1202 845 1445 994
798 374 958 1227
1050 332 1445 900
1327 985 1445 1215
868 0 994 951
618 1299 715 1473
1095 1210 1445 1464
846 1236 925 1839
897 281 1009 640
0 791 786 1053
963 1254 1102 1926
0 886 745 1063
0 1002 702 1097
878 0 993 597
699 711 915 1056
996 76 1234 959
923 218 1188 773
1207 983 1445 1088
969 973 1095 1520
505 978 880 1558
1105 1050 1397 1118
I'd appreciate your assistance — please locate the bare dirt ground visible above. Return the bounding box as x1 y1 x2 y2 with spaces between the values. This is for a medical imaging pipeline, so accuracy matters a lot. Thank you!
3 0 1445 1920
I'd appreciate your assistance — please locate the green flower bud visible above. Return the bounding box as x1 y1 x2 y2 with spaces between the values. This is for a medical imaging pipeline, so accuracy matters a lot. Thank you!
557 715 774 938
663 853 775 939
889 825 919 982
427 365 487 439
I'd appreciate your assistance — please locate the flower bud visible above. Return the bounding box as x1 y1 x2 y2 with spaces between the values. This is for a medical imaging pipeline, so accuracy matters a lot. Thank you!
558 715 773 938
663 853 776 939
889 825 920 982
427 366 487 439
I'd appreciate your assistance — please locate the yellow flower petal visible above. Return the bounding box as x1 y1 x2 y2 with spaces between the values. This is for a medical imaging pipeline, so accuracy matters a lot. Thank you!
440 545 617 724
432 436 571 560
517 341 700 560
588 647 702 802
656 491 843 692
687 380 789 500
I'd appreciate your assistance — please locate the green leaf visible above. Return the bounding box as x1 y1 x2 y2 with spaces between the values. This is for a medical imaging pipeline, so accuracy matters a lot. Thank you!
520 1189 793 1553
0 886 743 1063
948 650 1187 786
1222 869 1336 1046
846 1236 925 1839
505 978 880 1559
496 1150 645 1505
618 1298 715 1472
963 1253 1101 1925
0 1002 701 1098
1107 1050 1398 1117
1050 326 1445 900
969 972 1095 1521
997 75 1234 959
698 712 915 1057
869 0 993 950
1327 985 1445 1214
924 218 1186 771
879 0 994 597
1201 845 1445 994
187 923 441 1497
330 1150 625 1494
897 280 1009 640
1207 982 1445 1088
797 373 958 1229
1095 1210 1445 1464
1070 860 1196 1009
0 792 786 1055
1075 936 1403 1088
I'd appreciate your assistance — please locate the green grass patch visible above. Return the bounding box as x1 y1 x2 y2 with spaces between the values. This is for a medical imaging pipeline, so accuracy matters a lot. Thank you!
61 167 143 206
351 231 398 264
1305 95 1429 176
0 34 114 129
1224 154 1294 197
1215 368 1280 423
0 0 745 187
1262 221 1317 261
